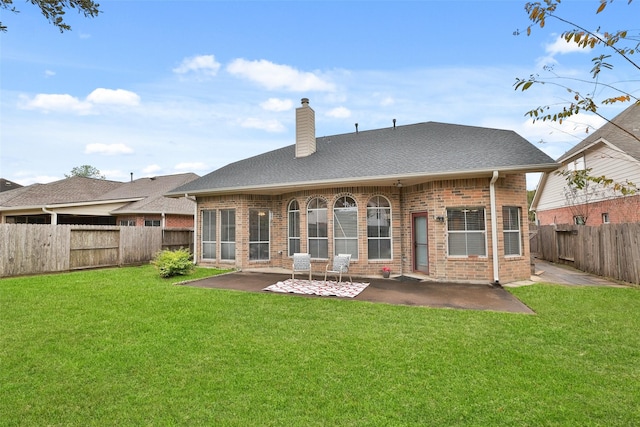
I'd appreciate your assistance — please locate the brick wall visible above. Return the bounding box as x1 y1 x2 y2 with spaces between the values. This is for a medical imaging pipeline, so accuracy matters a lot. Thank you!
195 174 531 284
115 214 194 229
536 194 640 225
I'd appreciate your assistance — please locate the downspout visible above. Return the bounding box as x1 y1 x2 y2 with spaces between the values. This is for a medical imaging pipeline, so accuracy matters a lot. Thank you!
161 212 166 249
489 171 500 286
187 194 198 265
42 207 58 225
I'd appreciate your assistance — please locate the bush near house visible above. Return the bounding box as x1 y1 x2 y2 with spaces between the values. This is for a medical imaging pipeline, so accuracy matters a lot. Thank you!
152 248 194 278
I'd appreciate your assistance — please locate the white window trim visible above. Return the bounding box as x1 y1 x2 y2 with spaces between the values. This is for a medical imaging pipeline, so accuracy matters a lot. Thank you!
249 209 270 262
446 208 488 258
503 207 522 257
367 195 392 261
333 196 359 260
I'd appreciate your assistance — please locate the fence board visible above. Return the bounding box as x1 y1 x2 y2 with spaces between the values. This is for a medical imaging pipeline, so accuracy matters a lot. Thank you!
0 224 193 277
70 228 120 269
0 224 71 276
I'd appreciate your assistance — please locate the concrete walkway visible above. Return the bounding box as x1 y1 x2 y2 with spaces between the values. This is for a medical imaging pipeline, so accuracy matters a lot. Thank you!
528 258 628 287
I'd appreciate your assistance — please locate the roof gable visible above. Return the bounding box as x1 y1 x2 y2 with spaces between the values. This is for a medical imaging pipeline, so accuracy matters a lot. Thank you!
558 102 640 162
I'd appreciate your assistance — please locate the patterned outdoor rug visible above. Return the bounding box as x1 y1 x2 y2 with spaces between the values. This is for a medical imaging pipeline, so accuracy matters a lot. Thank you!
264 278 369 298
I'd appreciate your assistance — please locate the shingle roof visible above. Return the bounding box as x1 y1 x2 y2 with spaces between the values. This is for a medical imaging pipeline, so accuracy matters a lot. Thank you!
168 121 557 196
0 176 123 207
0 173 199 216
0 178 23 193
109 173 199 214
558 102 640 162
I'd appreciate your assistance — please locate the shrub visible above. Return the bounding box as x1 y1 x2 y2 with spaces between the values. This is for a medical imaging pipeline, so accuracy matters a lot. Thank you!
152 248 194 278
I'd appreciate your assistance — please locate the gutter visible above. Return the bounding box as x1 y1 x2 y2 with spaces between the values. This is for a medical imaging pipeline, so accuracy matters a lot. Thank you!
489 171 500 287
164 165 560 198
42 206 58 225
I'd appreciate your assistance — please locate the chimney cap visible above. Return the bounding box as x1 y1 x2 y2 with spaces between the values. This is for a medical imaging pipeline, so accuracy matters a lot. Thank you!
301 98 309 106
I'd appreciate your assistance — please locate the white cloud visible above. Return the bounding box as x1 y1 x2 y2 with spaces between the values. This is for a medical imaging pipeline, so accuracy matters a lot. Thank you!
86 88 140 106
20 93 93 115
173 55 221 78
44 70 56 78
545 34 593 56
260 98 293 112
326 106 351 119
226 59 336 92
240 117 286 132
19 88 141 115
175 162 208 171
85 143 134 155
535 33 595 69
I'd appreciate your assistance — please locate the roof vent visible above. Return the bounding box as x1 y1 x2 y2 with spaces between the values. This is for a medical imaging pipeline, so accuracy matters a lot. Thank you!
355 123 359 133
393 118 396 129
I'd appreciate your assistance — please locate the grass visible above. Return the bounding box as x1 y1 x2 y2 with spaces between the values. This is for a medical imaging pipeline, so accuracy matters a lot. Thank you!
1 266 639 426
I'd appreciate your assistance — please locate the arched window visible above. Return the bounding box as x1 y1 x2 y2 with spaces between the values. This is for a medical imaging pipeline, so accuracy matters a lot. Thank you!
334 196 358 259
307 197 328 259
288 200 300 256
367 196 392 260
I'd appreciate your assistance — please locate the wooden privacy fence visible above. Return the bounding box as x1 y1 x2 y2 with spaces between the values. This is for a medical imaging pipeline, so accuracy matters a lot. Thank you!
532 223 640 285
0 224 193 278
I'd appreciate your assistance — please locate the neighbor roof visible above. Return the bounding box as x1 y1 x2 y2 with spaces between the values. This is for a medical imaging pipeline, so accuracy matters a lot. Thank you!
109 173 199 215
0 176 123 208
557 102 640 162
168 121 558 196
0 178 23 193
0 173 199 216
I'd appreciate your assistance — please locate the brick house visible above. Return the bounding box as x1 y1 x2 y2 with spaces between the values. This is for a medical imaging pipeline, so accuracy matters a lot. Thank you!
531 103 640 226
167 99 557 284
0 173 198 228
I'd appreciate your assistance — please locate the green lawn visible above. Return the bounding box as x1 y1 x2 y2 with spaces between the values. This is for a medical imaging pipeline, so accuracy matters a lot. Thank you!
1 266 639 426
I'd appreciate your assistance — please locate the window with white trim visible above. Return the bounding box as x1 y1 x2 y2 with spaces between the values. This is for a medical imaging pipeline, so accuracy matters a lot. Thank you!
334 196 358 259
144 219 161 227
220 209 235 260
447 208 487 256
307 197 328 259
249 209 270 261
367 195 391 260
288 200 300 256
602 212 610 224
202 210 216 260
502 206 522 256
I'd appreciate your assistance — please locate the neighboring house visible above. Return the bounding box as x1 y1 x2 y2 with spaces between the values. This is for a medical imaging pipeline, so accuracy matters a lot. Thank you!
531 103 640 226
0 179 23 193
0 173 198 228
167 98 557 285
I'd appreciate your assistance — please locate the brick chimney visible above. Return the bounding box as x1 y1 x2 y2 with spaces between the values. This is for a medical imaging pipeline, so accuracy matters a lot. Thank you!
295 98 316 158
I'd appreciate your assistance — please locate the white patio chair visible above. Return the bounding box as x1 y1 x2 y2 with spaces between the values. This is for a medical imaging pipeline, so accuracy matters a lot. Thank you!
324 253 352 283
292 253 312 281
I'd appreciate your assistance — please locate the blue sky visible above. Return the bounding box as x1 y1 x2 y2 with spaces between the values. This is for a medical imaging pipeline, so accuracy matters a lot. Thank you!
1 0 637 189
